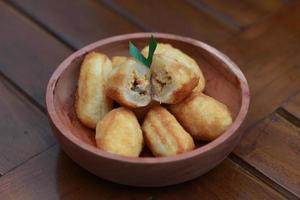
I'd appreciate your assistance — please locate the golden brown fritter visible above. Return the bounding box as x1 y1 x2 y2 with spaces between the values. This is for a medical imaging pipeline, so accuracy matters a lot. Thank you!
105 58 151 108
95 107 144 157
142 43 205 92
170 92 233 141
75 52 113 129
150 54 199 104
142 106 195 157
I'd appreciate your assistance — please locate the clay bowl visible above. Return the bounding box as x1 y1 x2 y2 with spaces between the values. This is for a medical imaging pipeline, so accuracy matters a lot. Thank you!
46 33 249 187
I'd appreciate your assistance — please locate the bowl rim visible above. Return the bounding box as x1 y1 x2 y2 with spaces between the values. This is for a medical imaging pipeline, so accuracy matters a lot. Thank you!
46 32 250 164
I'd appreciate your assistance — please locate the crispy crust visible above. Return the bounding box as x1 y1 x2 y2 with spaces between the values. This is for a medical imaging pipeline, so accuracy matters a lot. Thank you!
75 52 113 129
105 59 151 108
142 43 205 92
169 92 233 141
142 106 195 157
105 68 136 107
151 54 199 104
95 107 144 157
192 70 205 92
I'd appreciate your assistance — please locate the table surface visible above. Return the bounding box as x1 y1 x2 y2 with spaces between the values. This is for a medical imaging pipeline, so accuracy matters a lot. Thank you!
0 0 299 199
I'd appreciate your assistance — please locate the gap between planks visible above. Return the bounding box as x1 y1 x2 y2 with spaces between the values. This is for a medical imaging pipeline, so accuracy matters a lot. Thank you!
186 0 241 31
0 72 58 175
276 107 300 128
5 0 77 50
0 70 46 115
228 154 298 200
186 0 291 32
1 0 299 198
228 105 300 200
99 0 152 32
0 143 58 177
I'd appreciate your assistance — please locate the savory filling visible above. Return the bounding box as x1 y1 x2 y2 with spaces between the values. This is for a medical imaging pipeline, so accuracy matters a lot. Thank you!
152 71 172 95
128 70 149 96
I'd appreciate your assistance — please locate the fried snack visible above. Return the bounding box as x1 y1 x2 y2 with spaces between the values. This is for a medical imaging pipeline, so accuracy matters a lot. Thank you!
142 43 205 92
105 58 151 108
75 52 113 129
142 106 195 157
150 54 199 104
112 56 128 67
95 107 143 157
169 92 233 141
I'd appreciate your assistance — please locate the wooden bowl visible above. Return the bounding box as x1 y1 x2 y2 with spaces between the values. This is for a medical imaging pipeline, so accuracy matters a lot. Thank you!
46 33 250 187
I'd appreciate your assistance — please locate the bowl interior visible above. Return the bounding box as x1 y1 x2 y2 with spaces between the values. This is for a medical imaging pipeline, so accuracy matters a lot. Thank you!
52 36 242 157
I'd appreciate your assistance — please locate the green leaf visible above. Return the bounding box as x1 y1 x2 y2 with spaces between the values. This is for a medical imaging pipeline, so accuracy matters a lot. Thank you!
146 35 157 67
129 42 148 66
129 35 157 68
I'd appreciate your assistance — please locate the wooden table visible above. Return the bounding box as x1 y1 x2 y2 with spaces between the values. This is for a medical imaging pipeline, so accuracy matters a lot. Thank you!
0 0 299 199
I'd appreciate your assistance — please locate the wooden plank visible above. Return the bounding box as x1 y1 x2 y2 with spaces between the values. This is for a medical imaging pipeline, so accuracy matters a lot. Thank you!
8 0 140 48
0 76 55 174
282 92 300 120
242 56 300 132
189 0 285 29
218 0 300 132
235 113 300 198
222 4 300 195
0 0 139 107
0 1 72 107
101 0 236 46
0 146 285 200
220 0 300 72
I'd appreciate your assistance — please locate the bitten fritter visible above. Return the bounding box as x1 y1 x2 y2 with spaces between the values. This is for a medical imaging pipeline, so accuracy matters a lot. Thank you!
142 43 205 92
105 58 151 108
169 92 233 141
95 107 144 157
150 54 199 104
142 106 195 157
75 52 113 129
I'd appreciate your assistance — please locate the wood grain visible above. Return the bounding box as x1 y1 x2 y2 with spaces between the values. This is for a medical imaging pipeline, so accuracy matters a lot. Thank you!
221 3 300 195
0 146 285 200
282 92 300 120
189 0 284 29
102 0 235 46
0 1 72 107
0 76 55 174
235 113 300 198
8 0 140 48
219 0 300 132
